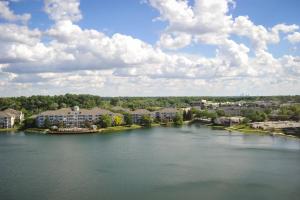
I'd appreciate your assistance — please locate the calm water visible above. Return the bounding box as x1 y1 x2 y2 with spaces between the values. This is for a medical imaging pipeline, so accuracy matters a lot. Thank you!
0 125 300 200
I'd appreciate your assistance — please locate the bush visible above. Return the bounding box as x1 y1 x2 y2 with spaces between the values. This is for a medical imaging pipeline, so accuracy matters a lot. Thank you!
141 115 152 127
99 114 112 128
124 113 133 125
173 113 183 126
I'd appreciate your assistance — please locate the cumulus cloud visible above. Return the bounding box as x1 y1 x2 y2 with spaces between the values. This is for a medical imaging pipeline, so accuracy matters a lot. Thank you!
0 0 299 96
44 0 82 22
287 32 300 44
0 1 31 23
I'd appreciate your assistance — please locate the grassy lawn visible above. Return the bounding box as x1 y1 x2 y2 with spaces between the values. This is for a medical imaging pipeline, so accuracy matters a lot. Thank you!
225 124 269 135
100 125 142 133
0 128 18 132
24 128 49 133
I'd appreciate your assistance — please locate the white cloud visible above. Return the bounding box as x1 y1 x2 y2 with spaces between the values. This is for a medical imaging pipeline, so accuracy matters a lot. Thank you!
0 0 299 96
158 32 192 50
287 32 300 44
0 1 30 23
232 16 298 52
44 0 82 22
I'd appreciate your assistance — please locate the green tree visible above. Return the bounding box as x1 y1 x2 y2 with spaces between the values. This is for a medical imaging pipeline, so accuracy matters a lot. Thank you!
242 109 267 122
43 117 51 128
59 103 67 108
110 98 120 106
99 114 112 128
186 110 193 120
49 103 59 110
124 113 133 126
183 110 187 121
22 117 36 129
216 109 225 117
141 115 152 127
173 113 183 126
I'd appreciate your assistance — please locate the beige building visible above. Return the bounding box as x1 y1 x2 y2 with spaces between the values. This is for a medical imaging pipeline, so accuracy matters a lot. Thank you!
0 111 16 128
0 108 24 128
130 109 153 124
129 108 180 124
154 108 179 122
214 116 245 126
36 106 123 128
3 108 24 123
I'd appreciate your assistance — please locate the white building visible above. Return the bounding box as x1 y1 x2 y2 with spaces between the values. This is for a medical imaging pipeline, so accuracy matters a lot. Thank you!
0 108 23 129
0 111 15 128
3 108 24 122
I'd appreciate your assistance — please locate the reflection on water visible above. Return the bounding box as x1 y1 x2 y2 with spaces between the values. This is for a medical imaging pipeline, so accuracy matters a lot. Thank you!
0 125 300 200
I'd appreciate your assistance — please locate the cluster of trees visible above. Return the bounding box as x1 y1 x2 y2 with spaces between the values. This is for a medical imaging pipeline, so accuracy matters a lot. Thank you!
182 108 272 123
276 105 300 121
97 115 124 128
241 109 267 122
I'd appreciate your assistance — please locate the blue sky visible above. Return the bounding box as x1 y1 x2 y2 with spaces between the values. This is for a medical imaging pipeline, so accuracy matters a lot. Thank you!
0 0 299 96
9 0 300 56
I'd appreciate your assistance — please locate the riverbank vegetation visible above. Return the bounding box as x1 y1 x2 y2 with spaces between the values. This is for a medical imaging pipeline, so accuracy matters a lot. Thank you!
1 94 299 136
1 94 299 118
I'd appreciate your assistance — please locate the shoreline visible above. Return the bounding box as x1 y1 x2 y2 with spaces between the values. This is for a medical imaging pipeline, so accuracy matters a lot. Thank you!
1 122 299 138
23 125 144 134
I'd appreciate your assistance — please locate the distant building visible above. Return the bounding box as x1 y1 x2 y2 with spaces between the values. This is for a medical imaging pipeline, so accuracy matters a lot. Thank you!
250 121 300 130
154 108 179 122
130 109 153 124
3 108 24 122
36 106 123 128
0 111 15 128
219 106 242 116
191 100 219 110
214 116 245 126
0 108 24 128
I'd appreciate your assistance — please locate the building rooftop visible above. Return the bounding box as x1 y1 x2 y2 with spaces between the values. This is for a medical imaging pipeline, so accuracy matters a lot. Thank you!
0 111 15 118
38 107 114 116
130 109 151 115
158 108 178 113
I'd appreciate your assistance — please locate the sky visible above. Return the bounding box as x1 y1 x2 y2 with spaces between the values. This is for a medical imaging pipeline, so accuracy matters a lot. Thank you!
0 0 299 97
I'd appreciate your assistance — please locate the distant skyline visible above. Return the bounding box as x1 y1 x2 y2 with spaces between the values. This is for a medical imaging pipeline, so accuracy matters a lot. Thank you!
0 0 299 97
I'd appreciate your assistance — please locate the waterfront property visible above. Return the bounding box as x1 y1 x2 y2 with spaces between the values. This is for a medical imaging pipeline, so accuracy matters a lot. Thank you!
130 109 153 124
214 116 245 126
3 108 24 123
129 108 180 124
154 107 180 122
36 106 123 128
0 108 24 128
250 121 300 130
0 111 15 128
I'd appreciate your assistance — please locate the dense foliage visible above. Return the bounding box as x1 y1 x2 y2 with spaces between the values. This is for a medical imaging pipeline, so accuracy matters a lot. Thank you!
1 94 299 118
99 115 112 128
173 113 183 126
141 115 152 127
124 113 133 126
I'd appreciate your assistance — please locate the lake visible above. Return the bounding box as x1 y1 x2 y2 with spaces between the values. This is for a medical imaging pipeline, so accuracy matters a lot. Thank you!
0 124 300 200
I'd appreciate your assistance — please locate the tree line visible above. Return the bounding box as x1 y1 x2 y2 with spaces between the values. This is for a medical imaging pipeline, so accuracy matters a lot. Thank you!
1 94 299 118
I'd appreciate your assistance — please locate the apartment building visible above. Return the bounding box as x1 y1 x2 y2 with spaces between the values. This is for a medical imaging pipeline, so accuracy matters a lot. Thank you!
36 106 122 128
154 108 179 122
